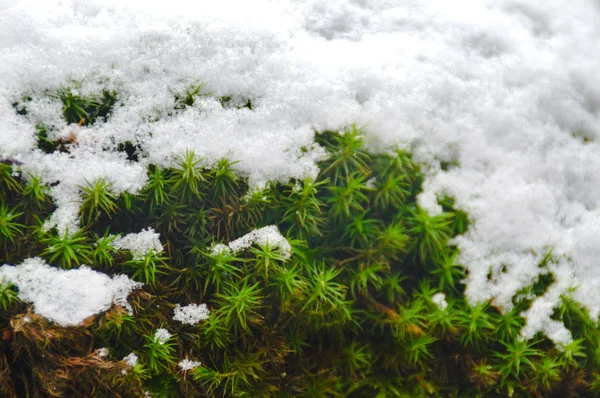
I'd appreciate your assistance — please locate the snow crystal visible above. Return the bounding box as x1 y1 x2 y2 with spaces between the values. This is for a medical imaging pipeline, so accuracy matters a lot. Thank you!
173 303 210 325
111 228 163 260
2 0 600 345
178 358 201 371
123 352 139 367
154 328 172 344
432 293 448 311
0 258 142 327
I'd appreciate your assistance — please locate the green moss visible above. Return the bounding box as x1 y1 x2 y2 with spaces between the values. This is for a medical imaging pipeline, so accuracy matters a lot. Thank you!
1 118 600 397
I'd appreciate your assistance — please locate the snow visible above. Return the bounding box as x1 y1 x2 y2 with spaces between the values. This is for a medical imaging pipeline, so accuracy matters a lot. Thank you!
1 0 600 344
111 228 163 260
178 358 201 371
432 293 448 311
173 303 210 325
97 347 109 358
153 328 172 344
0 258 142 326
227 225 291 258
123 352 139 367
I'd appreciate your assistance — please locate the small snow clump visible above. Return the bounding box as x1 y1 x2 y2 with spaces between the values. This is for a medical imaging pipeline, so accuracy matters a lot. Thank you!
154 328 172 344
123 352 139 367
111 228 163 260
178 358 202 371
217 225 291 259
432 293 448 311
173 303 210 325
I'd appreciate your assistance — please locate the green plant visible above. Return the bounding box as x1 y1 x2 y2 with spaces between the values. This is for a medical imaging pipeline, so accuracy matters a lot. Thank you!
0 204 24 243
0 164 22 198
320 123 371 183
175 83 209 109
54 86 99 125
41 228 90 269
193 350 265 397
281 178 326 239
144 330 177 374
125 250 167 286
497 339 541 380
0 280 18 311
199 248 243 294
250 241 288 279
145 165 170 210
52 86 117 125
22 174 50 210
2 120 600 397
301 261 352 326
458 302 495 350
92 229 118 267
79 178 119 224
407 207 454 264
214 279 263 333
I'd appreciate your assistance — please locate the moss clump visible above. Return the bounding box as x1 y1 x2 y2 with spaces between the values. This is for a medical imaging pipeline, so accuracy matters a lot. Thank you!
2 110 600 397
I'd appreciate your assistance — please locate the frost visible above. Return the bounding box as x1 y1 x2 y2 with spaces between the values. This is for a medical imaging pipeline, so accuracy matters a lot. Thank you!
178 358 202 371
173 303 210 325
1 0 600 345
154 328 172 344
0 258 142 327
432 293 448 311
111 228 163 260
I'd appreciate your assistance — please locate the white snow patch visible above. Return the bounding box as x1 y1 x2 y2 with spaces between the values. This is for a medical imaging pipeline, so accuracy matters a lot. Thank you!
154 328 172 344
0 258 142 327
111 228 163 260
173 303 210 325
123 352 139 367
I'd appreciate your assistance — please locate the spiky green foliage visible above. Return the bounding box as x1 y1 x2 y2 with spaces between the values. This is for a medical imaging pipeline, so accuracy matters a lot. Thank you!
144 330 177 374
0 280 18 311
53 86 117 125
175 83 209 109
2 118 600 398
214 279 263 333
79 178 119 225
125 250 167 286
170 150 206 200
0 204 24 243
